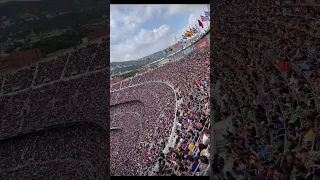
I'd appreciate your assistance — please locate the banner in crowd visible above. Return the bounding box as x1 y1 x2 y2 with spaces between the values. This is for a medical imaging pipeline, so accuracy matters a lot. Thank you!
196 36 209 52
183 44 196 56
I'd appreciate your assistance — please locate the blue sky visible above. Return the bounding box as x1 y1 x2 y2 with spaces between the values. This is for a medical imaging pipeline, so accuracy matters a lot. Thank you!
110 4 210 62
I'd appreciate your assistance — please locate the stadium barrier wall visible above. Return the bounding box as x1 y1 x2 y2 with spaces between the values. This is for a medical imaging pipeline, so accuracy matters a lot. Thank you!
168 32 210 61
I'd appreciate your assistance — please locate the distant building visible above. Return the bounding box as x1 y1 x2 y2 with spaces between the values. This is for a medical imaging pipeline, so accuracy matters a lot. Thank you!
110 77 124 84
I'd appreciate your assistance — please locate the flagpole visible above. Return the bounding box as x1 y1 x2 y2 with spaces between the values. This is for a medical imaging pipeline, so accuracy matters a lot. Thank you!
195 24 201 37
206 4 210 32
200 15 205 35
203 7 208 33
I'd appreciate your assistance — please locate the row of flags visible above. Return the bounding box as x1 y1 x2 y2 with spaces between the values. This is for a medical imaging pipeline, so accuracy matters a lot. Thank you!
183 11 210 39
159 10 210 56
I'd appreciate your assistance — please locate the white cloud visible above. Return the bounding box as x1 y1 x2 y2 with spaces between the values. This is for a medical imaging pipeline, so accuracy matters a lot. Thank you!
134 25 171 45
110 4 209 62
165 4 207 16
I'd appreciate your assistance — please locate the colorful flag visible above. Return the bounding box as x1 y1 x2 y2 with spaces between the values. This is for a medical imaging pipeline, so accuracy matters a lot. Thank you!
186 30 193 37
201 15 209 21
193 27 198 34
204 11 209 18
198 19 204 28
182 35 187 40
152 56 155 60
171 45 175 51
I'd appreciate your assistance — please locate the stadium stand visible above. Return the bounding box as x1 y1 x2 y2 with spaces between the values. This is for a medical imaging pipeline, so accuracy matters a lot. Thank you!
110 34 211 176
212 1 320 180
0 38 109 179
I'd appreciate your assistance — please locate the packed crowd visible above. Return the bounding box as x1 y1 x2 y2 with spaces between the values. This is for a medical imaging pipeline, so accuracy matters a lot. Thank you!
0 38 109 179
0 123 108 180
212 2 319 180
111 82 176 176
110 51 210 176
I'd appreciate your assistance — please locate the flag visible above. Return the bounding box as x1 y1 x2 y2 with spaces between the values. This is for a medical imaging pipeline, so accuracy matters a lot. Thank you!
182 35 187 40
198 19 204 28
193 27 198 34
152 56 155 60
201 15 209 21
171 45 175 51
204 11 209 18
186 30 193 37
189 27 193 33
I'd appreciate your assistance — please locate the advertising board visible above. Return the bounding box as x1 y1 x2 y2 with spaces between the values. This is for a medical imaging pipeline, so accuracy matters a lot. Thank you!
183 44 196 56
196 36 209 52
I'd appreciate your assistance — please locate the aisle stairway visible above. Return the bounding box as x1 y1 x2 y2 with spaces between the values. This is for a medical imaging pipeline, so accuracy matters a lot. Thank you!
213 120 227 158
213 120 234 179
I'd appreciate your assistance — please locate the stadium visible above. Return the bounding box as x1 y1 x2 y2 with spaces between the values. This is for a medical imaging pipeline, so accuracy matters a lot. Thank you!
211 2 320 180
0 34 109 179
110 26 211 176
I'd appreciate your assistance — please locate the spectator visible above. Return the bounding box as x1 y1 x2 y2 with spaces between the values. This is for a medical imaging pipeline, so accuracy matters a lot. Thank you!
198 156 209 176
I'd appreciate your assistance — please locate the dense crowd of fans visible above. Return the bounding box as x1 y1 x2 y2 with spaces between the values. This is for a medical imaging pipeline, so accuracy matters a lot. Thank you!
0 123 108 180
0 38 109 179
110 50 210 176
212 2 319 180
